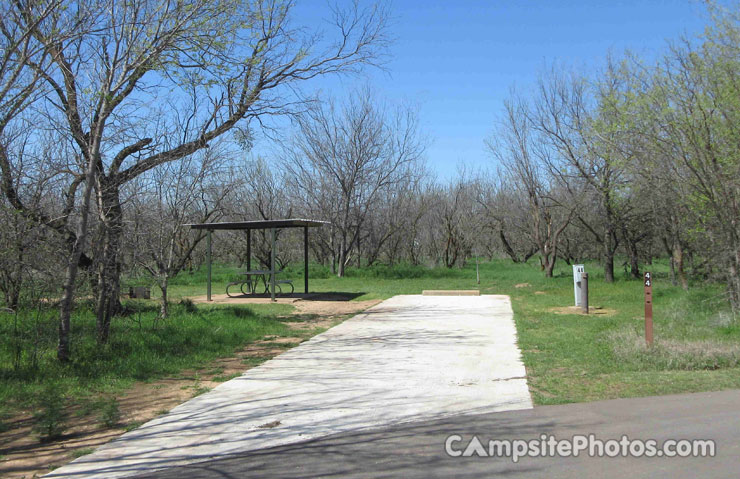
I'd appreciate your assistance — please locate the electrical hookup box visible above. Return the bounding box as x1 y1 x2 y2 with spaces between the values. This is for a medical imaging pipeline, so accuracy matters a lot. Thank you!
573 264 585 306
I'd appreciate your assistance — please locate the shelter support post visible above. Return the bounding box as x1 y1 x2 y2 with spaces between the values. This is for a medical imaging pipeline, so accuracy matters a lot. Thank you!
271 228 276 302
246 229 251 272
304 226 309 294
206 229 212 302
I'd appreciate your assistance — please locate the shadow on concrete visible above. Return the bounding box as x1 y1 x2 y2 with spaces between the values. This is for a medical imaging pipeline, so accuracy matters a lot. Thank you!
135 389 740 479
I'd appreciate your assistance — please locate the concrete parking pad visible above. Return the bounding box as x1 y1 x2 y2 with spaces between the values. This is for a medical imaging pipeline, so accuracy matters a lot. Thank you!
47 295 531 478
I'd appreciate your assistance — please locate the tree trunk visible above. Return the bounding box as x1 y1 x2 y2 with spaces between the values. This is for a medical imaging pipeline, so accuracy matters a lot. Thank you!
356 235 361 268
58 163 97 362
6 233 23 310
602 197 617 283
673 242 688 291
604 251 615 283
4 242 21 310
662 237 677 285
499 227 521 263
159 278 169 319
95 182 124 344
627 238 640 279
337 233 347 277
5 288 19 312
544 255 556 277
603 229 615 283
59 243 83 362
444 234 458 268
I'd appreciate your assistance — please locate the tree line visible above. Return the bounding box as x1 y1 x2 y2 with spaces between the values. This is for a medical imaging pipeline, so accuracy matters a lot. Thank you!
488 2 740 313
1 1 739 364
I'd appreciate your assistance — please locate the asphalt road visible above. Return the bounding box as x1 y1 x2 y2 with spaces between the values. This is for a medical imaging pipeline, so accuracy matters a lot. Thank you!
137 389 740 479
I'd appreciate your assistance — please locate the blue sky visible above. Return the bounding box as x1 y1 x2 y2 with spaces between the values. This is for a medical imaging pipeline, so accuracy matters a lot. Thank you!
258 0 713 180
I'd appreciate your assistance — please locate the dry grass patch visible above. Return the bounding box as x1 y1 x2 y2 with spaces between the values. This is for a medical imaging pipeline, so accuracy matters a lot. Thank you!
609 328 740 370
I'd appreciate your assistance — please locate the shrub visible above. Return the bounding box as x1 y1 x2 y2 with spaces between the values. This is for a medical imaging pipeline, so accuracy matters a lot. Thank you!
32 384 68 441
179 298 197 314
98 396 122 428
71 447 95 459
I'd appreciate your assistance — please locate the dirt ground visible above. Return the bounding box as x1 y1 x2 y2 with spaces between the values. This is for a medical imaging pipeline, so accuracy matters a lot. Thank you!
0 298 380 479
548 305 617 316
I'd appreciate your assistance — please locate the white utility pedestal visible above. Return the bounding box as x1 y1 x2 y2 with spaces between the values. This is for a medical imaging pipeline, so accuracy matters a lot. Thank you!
573 264 585 306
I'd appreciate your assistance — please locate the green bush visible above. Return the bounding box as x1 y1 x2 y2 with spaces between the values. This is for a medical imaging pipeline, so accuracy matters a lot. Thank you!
32 383 68 441
281 263 332 279
179 298 197 314
343 263 459 279
98 396 121 428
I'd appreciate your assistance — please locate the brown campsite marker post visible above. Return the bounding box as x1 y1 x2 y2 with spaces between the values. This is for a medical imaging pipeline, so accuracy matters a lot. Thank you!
644 272 653 346
580 273 589 314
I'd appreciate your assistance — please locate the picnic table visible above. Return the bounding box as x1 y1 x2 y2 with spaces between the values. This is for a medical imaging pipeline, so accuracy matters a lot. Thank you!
226 270 294 297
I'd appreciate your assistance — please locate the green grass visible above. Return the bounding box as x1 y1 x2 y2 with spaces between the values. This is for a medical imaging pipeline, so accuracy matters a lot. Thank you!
212 373 241 382
124 420 144 432
0 300 296 417
70 447 95 459
2 256 738 427
505 261 740 405
169 258 740 405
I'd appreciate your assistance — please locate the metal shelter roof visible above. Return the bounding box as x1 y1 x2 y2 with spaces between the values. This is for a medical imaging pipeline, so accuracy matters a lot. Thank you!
188 219 327 301
188 219 329 230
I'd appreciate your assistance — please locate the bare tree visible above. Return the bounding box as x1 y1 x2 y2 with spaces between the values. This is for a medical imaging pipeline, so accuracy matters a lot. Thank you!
430 169 483 269
0 1 102 360
476 174 538 264
488 97 573 277
3 0 390 353
222 157 294 269
283 90 424 276
126 146 234 317
529 67 633 282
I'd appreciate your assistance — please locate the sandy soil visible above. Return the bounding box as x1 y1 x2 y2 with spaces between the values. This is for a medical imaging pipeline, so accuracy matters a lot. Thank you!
0 297 379 478
548 305 617 316
293 298 381 317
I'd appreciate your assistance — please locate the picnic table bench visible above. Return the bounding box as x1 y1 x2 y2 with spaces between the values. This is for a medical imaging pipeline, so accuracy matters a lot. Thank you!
226 270 294 297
